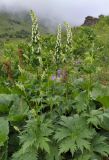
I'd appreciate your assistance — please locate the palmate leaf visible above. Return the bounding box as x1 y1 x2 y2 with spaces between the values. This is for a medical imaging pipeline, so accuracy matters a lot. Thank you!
58 137 90 156
54 127 71 142
73 134 109 160
84 109 109 128
0 117 9 146
74 153 91 160
91 134 109 157
74 152 102 160
76 139 90 152
38 137 50 153
74 91 89 113
12 116 53 159
54 115 93 155
12 148 38 160
87 110 104 127
59 138 77 156
22 139 36 153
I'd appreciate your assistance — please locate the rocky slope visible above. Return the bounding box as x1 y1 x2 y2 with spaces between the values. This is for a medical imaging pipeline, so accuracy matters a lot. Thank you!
83 16 99 26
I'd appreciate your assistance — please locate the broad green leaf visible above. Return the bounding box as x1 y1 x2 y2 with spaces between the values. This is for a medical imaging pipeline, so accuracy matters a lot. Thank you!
101 116 109 131
0 94 17 113
9 96 29 122
0 117 9 146
91 85 109 108
97 96 109 108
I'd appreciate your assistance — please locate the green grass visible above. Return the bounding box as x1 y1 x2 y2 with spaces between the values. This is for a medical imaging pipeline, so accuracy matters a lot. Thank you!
0 11 31 38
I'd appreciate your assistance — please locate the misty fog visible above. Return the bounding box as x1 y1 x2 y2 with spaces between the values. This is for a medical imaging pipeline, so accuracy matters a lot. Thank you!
0 0 109 26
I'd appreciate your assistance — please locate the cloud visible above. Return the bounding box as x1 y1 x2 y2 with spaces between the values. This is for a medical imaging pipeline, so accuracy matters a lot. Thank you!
0 0 109 25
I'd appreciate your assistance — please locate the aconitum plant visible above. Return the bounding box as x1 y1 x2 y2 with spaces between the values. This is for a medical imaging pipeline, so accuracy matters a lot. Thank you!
30 10 42 66
54 24 62 67
65 23 72 53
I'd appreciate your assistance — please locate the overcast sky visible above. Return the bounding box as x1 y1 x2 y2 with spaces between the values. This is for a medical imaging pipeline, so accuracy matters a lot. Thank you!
0 0 109 25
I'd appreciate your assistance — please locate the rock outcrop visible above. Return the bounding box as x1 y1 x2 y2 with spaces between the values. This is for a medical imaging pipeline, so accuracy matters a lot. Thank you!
82 16 99 26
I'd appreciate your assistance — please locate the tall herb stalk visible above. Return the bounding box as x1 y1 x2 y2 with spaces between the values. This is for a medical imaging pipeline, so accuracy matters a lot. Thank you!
30 10 42 69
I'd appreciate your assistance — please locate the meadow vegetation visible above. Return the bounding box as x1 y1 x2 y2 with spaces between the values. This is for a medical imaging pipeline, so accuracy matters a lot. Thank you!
1 11 109 160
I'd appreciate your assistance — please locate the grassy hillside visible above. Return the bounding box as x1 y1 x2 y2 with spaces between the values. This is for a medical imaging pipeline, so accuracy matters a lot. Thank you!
0 10 55 40
0 10 54 53
1 11 109 39
1 11 109 57
0 11 31 39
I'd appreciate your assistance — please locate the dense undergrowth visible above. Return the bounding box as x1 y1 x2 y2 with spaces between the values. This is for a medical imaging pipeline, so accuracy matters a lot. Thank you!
1 11 109 160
